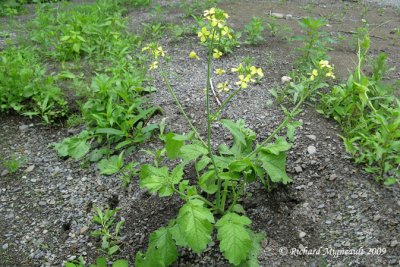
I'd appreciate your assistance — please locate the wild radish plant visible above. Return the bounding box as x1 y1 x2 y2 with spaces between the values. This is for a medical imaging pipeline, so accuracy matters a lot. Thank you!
136 8 327 266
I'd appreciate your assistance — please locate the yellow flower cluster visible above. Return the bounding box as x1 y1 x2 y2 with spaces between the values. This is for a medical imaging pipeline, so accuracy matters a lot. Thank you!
309 60 335 81
231 63 264 89
217 81 229 92
189 51 200 60
142 44 165 71
197 8 233 47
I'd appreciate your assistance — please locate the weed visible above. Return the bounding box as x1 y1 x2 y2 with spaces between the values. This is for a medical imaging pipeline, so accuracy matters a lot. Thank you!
1 154 26 173
0 47 68 123
318 34 399 184
243 16 265 45
91 207 125 256
293 17 334 68
266 16 293 40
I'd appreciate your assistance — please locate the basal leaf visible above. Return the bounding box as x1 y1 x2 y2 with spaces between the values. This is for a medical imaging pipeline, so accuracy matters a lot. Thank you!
216 213 252 265
258 151 291 184
140 164 172 196
68 138 90 159
221 119 246 146
238 231 265 267
176 199 214 253
97 154 123 175
261 137 291 155
180 144 208 163
148 227 178 266
165 133 185 160
112 259 129 267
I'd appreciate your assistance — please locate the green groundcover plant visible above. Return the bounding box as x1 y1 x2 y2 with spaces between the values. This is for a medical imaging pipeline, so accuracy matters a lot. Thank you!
136 8 334 266
318 34 399 185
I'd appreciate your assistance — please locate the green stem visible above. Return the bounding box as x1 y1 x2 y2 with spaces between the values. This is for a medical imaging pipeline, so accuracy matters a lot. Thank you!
205 30 223 213
160 70 207 147
173 187 216 209
246 94 307 159
213 87 244 118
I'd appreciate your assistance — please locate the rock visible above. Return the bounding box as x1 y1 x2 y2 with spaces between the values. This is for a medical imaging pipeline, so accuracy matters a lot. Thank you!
25 165 35 173
19 125 29 131
390 240 398 247
281 76 292 84
299 231 306 238
285 14 293 20
271 12 284 19
294 166 303 173
1 169 9 176
306 135 316 140
2 243 8 250
329 174 337 181
80 226 89 234
307 145 317 155
373 214 381 221
38 201 46 206
325 220 332 225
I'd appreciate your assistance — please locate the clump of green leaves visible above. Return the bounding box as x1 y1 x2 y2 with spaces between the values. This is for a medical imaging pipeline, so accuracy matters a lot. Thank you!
55 70 160 165
265 16 293 40
30 1 134 61
318 34 399 185
0 47 68 123
91 207 125 256
0 154 26 173
243 16 265 45
293 17 334 67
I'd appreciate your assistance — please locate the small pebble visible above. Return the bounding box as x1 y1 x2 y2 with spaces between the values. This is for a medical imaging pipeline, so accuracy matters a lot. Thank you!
307 145 317 155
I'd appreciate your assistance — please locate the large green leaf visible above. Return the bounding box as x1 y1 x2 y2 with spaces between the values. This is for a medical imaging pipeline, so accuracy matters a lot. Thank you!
68 138 90 159
165 133 185 160
135 227 178 267
175 199 214 253
238 231 265 267
260 137 292 155
140 165 171 196
180 144 208 163
216 213 252 265
140 165 183 197
97 153 123 175
221 119 246 146
258 151 291 184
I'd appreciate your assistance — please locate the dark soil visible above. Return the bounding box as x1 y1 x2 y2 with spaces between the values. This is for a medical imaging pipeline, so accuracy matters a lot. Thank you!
0 0 399 266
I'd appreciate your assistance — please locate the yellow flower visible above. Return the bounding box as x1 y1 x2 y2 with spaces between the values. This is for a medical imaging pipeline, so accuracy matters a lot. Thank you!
231 63 243 73
217 81 229 92
198 27 210 43
189 51 200 60
250 66 264 78
204 8 216 18
326 71 336 79
213 49 222 59
309 69 318 81
149 61 158 70
211 18 224 29
221 26 230 36
214 68 226 75
142 46 150 52
156 46 165 58
319 60 331 69
235 74 251 89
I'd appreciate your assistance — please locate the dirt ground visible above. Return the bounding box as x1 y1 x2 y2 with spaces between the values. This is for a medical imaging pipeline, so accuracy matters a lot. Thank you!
0 0 399 266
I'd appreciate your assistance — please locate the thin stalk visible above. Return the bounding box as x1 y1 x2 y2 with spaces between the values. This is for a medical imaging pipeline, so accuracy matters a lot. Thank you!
213 87 244 118
173 187 216 209
205 30 223 213
246 94 307 159
160 70 207 147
